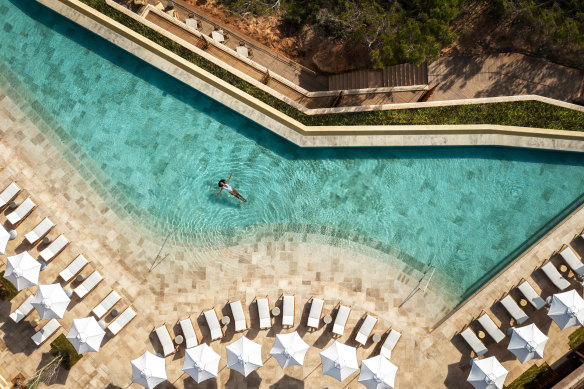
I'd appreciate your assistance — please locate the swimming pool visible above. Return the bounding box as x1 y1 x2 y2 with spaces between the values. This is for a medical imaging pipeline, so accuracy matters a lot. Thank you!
2 0 584 301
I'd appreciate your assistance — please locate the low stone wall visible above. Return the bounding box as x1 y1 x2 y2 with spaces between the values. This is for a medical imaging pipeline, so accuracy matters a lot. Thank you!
29 0 584 151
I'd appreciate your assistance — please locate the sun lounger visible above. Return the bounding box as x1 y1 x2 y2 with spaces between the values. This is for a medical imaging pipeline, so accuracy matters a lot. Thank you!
9 295 34 323
282 295 295 327
39 234 69 263
307 298 324 330
541 262 571 290
31 319 61 346
59 255 88 283
332 305 351 336
460 327 488 357
230 300 248 332
204 309 224 340
559 245 584 278
380 329 401 359
500 295 528 324
179 317 199 349
108 307 136 335
477 312 505 343
257 298 271 329
355 314 378 345
25 217 54 245
0 182 20 209
6 197 35 226
155 324 176 356
73 271 103 299
92 291 120 319
517 280 546 310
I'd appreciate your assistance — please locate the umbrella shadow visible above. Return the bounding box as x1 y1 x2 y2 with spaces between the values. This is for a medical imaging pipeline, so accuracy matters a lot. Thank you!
269 375 304 388
224 369 261 389
182 376 218 388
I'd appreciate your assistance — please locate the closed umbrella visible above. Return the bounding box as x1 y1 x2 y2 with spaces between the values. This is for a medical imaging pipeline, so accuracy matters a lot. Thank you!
131 351 167 389
270 332 310 369
358 355 397 389
183 343 221 383
31 283 71 319
4 252 41 290
0 224 10 255
507 324 548 363
320 341 358 382
226 336 263 377
66 317 106 354
467 357 508 389
548 289 584 330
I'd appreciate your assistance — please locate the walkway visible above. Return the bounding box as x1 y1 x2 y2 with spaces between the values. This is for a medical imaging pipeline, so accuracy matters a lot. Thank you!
428 54 584 102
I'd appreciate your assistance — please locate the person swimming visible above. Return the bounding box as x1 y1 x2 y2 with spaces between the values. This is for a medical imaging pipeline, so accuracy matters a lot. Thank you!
215 173 247 202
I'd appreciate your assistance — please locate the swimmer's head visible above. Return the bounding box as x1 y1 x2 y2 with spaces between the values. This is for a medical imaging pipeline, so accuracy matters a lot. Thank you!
218 179 226 188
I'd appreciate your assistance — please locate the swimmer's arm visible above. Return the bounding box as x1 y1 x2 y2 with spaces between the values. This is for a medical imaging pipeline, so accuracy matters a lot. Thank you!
215 188 223 197
226 173 233 183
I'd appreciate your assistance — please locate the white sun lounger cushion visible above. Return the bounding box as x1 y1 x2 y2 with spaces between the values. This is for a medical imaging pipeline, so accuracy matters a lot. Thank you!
39 235 69 262
0 224 8 255
517 281 546 310
32 319 61 346
542 262 570 290
477 313 505 343
333 305 350 335
155 325 175 356
25 217 54 244
356 315 378 345
500 295 528 324
282 295 294 326
59 255 88 282
92 291 120 319
204 310 223 340
560 247 584 277
257 298 271 329
0 182 20 207
230 301 247 331
380 329 402 359
9 295 34 323
180 318 198 348
307 298 324 329
74 271 103 299
460 327 487 356
7 198 35 225
108 307 136 335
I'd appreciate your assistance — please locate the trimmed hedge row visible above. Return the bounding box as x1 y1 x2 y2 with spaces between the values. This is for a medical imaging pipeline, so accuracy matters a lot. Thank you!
79 0 584 131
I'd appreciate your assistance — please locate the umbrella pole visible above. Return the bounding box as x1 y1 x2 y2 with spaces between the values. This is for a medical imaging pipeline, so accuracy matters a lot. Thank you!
263 355 273 365
303 362 321 380
171 372 185 385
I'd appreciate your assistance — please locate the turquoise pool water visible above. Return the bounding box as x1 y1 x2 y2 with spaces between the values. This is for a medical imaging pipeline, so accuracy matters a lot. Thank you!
1 0 584 300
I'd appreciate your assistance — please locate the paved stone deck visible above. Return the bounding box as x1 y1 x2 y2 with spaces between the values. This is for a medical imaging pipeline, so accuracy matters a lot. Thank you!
1 73 584 388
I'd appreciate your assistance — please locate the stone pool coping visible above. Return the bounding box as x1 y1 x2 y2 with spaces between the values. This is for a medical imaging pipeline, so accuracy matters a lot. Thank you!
34 0 584 152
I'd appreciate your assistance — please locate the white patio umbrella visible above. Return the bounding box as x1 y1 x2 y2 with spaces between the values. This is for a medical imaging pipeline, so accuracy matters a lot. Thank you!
270 331 310 369
66 317 106 354
467 357 508 389
358 355 398 389
320 341 359 382
0 224 10 255
226 336 263 377
507 324 548 363
4 252 41 291
131 351 167 389
31 283 71 319
183 343 221 383
548 289 584 330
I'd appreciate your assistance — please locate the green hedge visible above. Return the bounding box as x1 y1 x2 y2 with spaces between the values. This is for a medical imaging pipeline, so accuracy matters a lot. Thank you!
503 363 550 389
0 271 20 301
77 0 584 131
49 334 83 370
569 327 584 349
